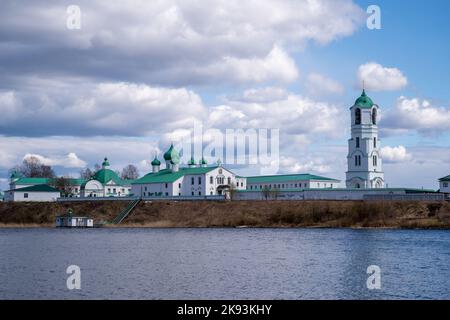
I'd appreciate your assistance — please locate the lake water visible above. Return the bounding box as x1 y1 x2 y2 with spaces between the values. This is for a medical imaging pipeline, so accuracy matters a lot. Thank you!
0 228 449 299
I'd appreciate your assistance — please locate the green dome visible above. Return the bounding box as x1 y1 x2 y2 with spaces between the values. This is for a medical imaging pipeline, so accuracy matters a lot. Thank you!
200 157 207 165
10 170 21 180
354 90 374 109
93 168 122 185
188 156 196 165
151 156 161 166
102 157 110 167
163 144 180 164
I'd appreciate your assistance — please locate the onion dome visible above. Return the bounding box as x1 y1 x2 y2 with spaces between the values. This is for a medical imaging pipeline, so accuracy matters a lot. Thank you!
102 157 110 167
188 156 196 166
163 144 180 164
10 170 21 180
151 156 161 166
354 89 374 108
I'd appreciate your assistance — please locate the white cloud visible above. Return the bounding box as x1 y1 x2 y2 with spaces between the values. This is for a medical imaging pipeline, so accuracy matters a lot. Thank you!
216 88 346 139
380 146 412 163
1 82 207 136
0 136 159 172
383 96 450 136
23 153 87 168
0 0 365 86
357 62 408 91
306 73 344 96
279 156 331 174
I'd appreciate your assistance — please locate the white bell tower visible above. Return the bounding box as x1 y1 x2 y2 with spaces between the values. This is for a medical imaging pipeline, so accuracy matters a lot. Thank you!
346 89 385 189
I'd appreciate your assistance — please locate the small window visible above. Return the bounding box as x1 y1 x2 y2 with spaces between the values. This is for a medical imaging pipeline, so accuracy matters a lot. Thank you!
165 192 168 196
374 137 377 148
191 177 194 185
372 108 377 125
356 137 360 148
165 183 168 188
227 177 231 185
198 177 202 184
210 176 213 184
198 191 201 196
178 183 181 188
355 108 361 125
24 193 29 198
444 183 448 188
191 191 194 196
210 191 213 195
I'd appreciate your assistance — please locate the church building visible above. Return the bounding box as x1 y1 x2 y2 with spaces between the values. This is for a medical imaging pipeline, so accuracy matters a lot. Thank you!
346 90 385 189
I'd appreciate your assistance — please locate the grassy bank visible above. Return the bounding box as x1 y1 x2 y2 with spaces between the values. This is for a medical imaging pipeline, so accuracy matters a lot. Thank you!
1 200 450 228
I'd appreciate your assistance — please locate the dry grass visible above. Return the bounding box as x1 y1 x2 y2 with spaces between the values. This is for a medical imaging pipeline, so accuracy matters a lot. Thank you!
0 200 449 229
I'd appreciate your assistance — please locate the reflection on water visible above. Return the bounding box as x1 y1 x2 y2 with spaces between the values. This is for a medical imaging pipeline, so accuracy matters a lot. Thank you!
0 228 449 299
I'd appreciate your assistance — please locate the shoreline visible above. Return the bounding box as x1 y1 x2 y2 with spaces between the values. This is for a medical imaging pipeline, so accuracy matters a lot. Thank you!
1 200 449 229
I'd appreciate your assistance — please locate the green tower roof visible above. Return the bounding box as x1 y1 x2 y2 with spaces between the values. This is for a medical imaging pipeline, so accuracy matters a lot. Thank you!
102 157 110 167
200 157 207 165
354 90 374 109
151 156 161 166
163 144 180 164
188 156 196 165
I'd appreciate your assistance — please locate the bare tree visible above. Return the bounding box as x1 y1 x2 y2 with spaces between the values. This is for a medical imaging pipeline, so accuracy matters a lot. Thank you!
79 167 94 180
121 164 139 180
94 163 101 171
262 186 271 200
228 182 238 200
49 176 75 197
14 156 55 178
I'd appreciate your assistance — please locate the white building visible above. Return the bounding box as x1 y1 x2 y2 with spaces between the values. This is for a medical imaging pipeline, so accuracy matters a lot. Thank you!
4 184 61 202
81 158 133 197
346 90 385 189
8 171 84 197
246 174 340 191
439 175 450 193
132 144 246 197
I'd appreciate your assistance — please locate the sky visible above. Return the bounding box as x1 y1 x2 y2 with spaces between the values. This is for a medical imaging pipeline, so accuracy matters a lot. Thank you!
0 0 449 190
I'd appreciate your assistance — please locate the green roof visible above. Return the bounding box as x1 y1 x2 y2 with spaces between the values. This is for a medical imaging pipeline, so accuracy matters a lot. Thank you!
14 177 85 185
354 90 374 109
188 156 196 165
9 184 61 193
163 144 180 164
439 175 450 182
10 170 22 180
246 173 339 184
151 156 161 166
133 166 218 184
92 168 123 185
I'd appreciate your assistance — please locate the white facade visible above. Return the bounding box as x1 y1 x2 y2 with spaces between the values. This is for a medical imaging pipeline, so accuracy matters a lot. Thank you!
439 176 450 193
56 216 94 227
132 166 246 198
81 179 132 198
346 91 385 189
246 176 340 191
4 190 60 202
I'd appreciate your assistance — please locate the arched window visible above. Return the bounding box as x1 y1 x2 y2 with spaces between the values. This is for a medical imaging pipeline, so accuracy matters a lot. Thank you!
373 137 377 148
355 108 361 125
372 108 377 125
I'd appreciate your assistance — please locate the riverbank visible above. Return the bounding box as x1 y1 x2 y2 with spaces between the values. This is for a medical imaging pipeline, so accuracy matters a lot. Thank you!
1 200 450 228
